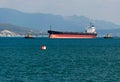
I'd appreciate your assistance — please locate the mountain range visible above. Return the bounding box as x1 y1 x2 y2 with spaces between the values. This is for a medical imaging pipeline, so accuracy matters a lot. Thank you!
0 23 30 34
0 8 120 36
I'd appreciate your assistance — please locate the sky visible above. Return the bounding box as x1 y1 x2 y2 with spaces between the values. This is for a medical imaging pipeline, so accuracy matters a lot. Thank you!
0 0 120 24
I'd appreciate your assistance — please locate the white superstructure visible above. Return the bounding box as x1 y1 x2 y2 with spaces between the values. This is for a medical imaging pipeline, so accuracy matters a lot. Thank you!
86 25 96 33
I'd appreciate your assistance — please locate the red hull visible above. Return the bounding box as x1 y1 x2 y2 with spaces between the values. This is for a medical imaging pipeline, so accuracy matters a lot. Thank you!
49 34 96 38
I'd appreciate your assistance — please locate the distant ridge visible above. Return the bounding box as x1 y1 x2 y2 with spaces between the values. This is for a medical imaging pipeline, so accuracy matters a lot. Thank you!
0 22 30 34
0 29 19 37
0 8 120 36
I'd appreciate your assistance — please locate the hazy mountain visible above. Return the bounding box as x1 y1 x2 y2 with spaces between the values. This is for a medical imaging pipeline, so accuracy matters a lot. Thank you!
0 29 19 37
0 8 120 36
97 29 120 37
0 23 33 34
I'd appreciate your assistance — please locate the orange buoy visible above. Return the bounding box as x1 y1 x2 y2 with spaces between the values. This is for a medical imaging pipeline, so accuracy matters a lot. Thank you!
40 45 46 50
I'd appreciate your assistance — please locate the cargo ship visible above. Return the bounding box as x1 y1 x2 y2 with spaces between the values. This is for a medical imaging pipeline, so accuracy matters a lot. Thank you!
48 24 97 38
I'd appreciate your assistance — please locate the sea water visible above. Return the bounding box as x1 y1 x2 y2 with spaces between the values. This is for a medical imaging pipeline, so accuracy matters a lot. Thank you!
0 37 120 82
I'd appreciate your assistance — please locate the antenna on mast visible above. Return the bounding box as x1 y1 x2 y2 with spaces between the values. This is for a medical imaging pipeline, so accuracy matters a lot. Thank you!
89 18 95 27
50 25 52 30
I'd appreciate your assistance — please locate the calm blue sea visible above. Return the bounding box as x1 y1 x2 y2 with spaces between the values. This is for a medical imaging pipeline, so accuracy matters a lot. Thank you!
0 37 120 82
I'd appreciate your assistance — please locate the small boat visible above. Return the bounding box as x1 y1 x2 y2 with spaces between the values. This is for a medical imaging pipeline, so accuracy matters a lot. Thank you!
24 32 34 39
103 34 112 38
